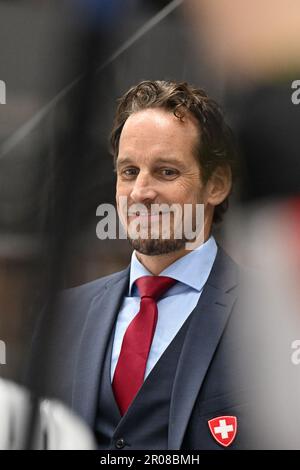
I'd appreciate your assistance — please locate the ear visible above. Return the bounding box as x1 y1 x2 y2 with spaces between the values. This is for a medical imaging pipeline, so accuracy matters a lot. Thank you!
205 165 232 207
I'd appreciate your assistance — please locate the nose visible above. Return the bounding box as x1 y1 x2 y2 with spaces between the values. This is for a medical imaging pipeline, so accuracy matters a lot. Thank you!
130 171 158 203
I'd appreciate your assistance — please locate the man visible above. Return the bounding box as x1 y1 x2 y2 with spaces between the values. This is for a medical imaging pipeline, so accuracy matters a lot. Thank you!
28 80 253 450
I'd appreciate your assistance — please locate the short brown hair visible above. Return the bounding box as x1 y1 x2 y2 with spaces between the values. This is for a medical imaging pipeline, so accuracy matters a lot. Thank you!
110 80 238 224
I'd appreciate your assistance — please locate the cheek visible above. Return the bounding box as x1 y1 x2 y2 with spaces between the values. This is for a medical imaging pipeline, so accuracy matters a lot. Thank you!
116 181 127 200
116 178 133 193
116 184 124 214
173 178 203 202
116 179 121 192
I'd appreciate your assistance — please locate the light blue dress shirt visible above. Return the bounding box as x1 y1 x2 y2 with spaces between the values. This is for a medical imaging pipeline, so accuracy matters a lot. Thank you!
110 236 218 382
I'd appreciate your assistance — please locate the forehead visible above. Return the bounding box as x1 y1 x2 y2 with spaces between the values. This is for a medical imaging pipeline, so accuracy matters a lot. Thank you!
118 108 200 158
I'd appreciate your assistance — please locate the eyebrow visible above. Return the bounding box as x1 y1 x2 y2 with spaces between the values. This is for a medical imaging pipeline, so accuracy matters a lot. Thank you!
116 157 134 169
116 156 185 169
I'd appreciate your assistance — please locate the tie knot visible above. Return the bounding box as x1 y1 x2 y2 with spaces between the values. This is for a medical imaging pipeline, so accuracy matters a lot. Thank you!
135 275 176 301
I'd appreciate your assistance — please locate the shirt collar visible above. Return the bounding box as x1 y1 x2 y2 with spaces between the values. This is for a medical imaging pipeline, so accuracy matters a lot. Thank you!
128 236 218 295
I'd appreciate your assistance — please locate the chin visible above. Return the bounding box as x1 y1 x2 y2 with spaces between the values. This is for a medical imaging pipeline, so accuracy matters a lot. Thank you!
128 238 186 256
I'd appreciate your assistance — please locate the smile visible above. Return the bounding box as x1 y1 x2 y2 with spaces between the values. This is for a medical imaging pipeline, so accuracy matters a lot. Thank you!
127 212 170 219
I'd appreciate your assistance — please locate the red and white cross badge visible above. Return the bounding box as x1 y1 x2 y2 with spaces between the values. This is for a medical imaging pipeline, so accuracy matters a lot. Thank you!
208 415 237 447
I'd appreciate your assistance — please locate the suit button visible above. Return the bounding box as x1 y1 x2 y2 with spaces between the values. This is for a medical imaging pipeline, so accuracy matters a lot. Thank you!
115 438 125 449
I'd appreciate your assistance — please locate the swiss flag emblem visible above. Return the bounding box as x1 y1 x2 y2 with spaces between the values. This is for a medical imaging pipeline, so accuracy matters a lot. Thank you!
208 415 237 447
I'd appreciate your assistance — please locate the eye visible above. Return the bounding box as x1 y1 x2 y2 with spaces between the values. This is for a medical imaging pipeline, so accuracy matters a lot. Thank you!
160 168 179 178
121 167 139 178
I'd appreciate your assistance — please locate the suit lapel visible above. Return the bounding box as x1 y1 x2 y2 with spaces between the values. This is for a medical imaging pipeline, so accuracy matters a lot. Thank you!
168 248 238 449
72 266 130 427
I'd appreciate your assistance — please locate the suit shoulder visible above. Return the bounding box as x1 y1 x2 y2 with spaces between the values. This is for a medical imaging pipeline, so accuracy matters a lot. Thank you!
59 266 130 303
213 246 261 301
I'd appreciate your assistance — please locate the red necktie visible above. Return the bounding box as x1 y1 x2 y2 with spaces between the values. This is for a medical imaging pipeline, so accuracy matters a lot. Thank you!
112 275 176 416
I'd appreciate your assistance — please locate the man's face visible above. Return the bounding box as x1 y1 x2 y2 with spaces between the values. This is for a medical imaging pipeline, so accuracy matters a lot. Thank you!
115 108 210 255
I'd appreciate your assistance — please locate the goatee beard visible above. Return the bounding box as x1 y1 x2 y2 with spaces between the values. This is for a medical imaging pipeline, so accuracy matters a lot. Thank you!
128 237 186 255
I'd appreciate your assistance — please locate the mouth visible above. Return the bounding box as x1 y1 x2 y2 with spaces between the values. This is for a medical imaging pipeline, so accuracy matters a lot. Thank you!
127 211 170 220
128 213 162 223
